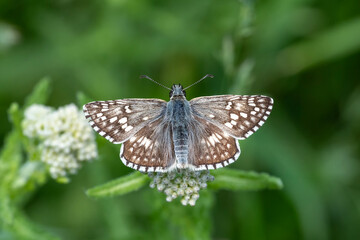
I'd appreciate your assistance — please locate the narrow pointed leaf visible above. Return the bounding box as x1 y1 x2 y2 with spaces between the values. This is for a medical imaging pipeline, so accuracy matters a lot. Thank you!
76 91 92 108
208 168 283 191
24 77 51 107
86 172 150 198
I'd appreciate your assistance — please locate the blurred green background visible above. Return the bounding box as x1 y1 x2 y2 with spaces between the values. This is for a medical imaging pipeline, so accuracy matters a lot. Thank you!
1 0 360 239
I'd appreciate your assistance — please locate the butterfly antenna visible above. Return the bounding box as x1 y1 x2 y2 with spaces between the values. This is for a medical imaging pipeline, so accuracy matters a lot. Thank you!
140 75 172 91
183 74 214 90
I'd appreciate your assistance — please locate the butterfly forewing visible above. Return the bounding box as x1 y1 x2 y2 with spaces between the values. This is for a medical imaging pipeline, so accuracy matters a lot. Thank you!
188 115 240 170
190 95 273 139
120 118 175 172
83 99 167 144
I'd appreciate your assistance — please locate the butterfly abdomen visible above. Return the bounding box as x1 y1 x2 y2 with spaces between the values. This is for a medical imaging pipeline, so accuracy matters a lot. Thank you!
168 99 191 169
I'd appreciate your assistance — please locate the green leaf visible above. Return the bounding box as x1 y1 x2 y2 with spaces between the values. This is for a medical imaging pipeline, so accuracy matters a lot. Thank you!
208 168 283 191
55 177 70 184
12 161 47 191
0 131 22 190
8 102 33 153
8 103 22 129
24 77 51 107
86 172 150 198
76 91 92 108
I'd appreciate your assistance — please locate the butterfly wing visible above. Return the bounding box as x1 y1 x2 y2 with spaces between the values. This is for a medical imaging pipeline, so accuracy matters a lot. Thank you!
83 99 167 144
120 118 175 172
190 95 273 139
188 115 240 170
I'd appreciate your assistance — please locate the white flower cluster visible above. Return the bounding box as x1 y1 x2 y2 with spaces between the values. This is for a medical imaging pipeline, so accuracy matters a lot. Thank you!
22 104 98 179
148 169 214 206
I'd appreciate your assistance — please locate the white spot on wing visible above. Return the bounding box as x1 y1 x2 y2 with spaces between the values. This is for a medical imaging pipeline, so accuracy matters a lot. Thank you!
144 139 151 149
225 102 232 110
230 113 239 120
225 122 233 128
109 117 117 123
240 112 248 118
208 136 215 146
215 133 223 139
119 117 127 124
125 125 133 132
125 106 132 113
212 134 220 143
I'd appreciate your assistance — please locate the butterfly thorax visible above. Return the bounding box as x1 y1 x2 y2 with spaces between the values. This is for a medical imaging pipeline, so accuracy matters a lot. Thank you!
167 85 191 169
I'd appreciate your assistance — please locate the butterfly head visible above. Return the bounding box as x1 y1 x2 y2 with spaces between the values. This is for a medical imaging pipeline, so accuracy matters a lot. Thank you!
170 84 186 99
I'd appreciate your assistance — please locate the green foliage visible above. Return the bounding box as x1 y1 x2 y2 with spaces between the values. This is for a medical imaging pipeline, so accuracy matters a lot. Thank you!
23 77 51 108
0 79 57 240
86 172 150 198
86 168 283 200
209 168 283 191
76 91 93 108
1 0 360 239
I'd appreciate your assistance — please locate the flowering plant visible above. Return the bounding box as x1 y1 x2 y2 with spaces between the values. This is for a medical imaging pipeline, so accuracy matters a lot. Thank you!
22 104 97 180
0 78 282 239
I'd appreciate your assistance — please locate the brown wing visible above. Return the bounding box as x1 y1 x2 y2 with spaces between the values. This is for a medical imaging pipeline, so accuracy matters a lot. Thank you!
120 118 175 172
83 99 167 144
190 95 273 139
187 115 240 170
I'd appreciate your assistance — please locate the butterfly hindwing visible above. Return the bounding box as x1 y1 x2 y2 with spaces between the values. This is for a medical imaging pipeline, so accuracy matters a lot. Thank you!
83 99 167 144
120 118 175 172
190 95 273 139
188 115 240 170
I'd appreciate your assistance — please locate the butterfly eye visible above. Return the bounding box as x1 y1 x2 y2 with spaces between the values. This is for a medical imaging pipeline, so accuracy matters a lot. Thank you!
183 90 186 97
169 90 173 98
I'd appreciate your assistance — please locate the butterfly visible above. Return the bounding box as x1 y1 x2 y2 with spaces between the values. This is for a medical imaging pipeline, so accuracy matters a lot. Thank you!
83 75 273 172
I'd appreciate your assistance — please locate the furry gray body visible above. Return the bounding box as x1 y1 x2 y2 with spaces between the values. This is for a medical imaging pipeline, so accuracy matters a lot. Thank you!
166 97 191 167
